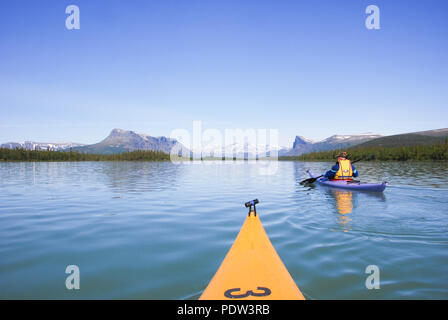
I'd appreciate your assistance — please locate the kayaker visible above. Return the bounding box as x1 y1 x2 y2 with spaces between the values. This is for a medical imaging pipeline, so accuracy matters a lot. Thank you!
324 152 358 181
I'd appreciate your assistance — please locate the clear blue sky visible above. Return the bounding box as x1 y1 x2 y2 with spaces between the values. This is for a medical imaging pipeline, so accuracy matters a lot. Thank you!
1 0 447 146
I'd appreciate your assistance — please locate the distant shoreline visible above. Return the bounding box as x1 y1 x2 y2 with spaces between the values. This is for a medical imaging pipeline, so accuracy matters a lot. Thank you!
1 142 447 162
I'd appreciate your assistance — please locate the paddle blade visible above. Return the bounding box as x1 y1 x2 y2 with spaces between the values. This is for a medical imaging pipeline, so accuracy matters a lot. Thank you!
299 175 322 185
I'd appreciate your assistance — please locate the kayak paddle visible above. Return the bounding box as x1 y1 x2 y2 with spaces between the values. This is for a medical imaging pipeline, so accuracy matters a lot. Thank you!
300 173 323 185
300 159 363 185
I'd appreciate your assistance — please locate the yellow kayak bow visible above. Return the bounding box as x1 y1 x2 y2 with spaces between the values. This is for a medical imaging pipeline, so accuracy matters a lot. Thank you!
200 200 304 300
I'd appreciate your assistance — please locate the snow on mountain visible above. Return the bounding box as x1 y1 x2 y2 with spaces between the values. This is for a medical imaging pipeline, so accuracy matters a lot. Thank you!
284 133 382 156
0 141 85 151
322 133 382 142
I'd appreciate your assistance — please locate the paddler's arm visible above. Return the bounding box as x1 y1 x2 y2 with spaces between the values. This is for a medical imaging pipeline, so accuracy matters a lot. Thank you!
324 163 339 179
352 164 359 177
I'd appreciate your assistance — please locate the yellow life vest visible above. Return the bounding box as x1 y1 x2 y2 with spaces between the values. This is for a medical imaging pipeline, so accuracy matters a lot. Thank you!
333 158 353 181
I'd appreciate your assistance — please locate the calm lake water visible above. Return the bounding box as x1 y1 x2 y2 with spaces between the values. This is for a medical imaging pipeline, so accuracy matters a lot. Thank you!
0 161 447 299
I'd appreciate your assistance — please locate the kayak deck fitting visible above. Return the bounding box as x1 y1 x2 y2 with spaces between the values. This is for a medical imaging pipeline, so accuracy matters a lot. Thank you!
307 170 387 192
200 199 305 300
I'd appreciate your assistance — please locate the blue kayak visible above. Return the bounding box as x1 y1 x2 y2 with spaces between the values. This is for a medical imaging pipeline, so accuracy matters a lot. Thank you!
307 170 387 192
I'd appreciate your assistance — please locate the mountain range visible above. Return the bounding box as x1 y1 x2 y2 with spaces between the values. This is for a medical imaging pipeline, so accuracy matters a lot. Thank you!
1 128 447 157
283 133 383 156
0 141 85 151
71 128 183 155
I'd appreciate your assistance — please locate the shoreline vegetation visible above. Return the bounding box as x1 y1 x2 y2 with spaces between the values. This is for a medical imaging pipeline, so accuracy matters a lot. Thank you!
0 148 170 162
281 140 448 161
1 141 447 162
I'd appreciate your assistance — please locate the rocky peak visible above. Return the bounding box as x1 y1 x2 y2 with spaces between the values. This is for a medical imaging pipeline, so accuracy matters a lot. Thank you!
292 136 313 149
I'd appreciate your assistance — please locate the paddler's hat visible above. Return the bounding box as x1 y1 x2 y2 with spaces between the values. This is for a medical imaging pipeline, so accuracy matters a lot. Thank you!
337 151 348 158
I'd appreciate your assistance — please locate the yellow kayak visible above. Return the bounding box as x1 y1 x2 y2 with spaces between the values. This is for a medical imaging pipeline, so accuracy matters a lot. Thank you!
200 200 305 300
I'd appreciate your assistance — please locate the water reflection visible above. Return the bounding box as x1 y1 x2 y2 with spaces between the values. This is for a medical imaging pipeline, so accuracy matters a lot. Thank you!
0 161 447 299
325 188 386 232
99 161 182 194
327 189 355 232
332 190 353 215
